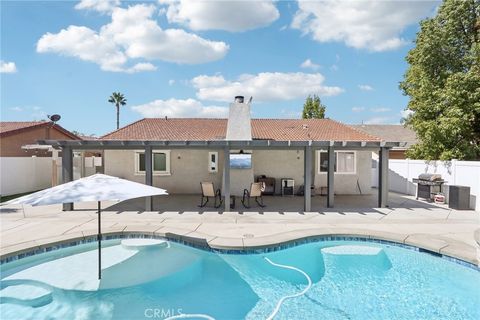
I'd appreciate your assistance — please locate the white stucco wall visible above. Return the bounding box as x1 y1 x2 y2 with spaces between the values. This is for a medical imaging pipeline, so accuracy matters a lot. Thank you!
253 150 372 195
314 150 373 195
252 150 305 194
104 149 224 194
104 149 372 195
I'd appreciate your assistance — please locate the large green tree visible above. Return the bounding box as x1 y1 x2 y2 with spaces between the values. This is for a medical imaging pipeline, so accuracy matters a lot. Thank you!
302 94 326 119
108 92 127 130
400 0 480 160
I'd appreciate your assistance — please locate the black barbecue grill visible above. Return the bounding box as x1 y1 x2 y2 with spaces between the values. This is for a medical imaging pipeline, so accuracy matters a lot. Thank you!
413 173 445 201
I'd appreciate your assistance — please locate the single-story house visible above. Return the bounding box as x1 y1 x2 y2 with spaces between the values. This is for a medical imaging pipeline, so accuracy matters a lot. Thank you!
0 121 80 157
351 124 417 159
101 119 379 197
0 121 81 197
40 97 401 211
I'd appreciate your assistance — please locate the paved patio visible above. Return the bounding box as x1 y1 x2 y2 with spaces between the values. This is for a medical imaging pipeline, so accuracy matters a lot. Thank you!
1 192 479 265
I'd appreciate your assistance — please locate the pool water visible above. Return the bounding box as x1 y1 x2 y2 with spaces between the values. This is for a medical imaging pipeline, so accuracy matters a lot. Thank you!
1 240 479 320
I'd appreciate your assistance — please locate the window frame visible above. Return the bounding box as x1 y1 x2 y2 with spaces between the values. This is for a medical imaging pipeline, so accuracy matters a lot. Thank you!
317 150 357 174
134 150 171 176
208 151 218 173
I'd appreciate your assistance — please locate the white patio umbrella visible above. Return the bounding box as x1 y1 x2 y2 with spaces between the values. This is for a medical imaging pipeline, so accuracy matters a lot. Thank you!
4 174 168 279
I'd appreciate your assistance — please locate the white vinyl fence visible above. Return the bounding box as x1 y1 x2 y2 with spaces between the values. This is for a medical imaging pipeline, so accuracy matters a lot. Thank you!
373 159 480 210
0 157 58 196
1 155 100 197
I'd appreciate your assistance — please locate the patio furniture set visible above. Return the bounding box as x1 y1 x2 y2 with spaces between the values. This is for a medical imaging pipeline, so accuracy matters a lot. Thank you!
199 181 266 209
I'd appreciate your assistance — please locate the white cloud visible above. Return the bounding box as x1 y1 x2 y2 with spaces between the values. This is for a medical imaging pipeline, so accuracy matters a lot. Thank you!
364 116 393 124
401 109 414 118
300 59 320 70
36 4 229 72
168 79 175 85
291 0 437 51
370 107 390 113
358 84 373 91
124 62 157 73
161 0 279 32
75 0 120 13
0 61 17 73
7 105 46 119
192 72 344 102
131 98 228 118
352 107 365 112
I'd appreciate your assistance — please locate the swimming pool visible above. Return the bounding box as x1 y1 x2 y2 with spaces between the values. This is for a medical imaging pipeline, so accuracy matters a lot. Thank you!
1 238 479 319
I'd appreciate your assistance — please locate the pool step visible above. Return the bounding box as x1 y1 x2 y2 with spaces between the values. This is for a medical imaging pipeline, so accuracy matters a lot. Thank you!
0 284 53 307
321 245 392 271
121 239 168 250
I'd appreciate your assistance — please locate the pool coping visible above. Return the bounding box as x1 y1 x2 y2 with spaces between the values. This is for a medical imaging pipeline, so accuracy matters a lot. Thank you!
1 230 479 271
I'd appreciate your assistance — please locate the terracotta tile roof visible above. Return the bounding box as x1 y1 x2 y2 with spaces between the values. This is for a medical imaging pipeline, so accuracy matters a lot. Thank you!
101 118 380 142
0 121 48 135
101 118 227 141
252 119 380 141
0 121 81 140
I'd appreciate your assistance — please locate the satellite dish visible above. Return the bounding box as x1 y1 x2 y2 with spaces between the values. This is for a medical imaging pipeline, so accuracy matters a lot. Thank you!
48 114 61 123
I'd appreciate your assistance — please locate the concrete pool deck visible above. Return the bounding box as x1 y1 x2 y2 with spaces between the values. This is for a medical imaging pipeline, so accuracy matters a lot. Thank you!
1 193 479 265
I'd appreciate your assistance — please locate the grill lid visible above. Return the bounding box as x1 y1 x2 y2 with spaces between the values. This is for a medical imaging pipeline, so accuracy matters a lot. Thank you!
418 173 442 181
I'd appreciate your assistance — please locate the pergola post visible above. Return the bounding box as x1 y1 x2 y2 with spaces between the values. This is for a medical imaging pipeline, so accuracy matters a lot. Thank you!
304 146 312 212
378 147 389 207
327 146 335 208
145 146 153 211
223 146 230 211
62 146 74 211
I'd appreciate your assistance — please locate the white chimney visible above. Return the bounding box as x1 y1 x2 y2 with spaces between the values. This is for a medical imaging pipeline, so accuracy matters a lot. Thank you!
226 96 252 141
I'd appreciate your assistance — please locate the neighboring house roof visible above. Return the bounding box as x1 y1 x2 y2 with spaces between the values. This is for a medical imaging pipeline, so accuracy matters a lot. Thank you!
0 121 81 140
78 135 98 140
351 124 417 148
101 118 381 142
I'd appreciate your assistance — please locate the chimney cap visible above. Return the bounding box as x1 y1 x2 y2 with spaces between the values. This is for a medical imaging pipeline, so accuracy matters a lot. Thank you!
234 96 244 103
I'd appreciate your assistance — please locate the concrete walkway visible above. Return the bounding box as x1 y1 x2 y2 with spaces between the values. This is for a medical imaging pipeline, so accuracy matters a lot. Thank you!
1 193 479 265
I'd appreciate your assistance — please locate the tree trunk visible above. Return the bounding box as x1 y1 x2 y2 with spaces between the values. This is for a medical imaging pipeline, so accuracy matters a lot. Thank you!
116 105 120 129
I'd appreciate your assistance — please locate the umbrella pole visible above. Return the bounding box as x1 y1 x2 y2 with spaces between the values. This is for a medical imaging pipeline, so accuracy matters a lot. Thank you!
98 201 102 280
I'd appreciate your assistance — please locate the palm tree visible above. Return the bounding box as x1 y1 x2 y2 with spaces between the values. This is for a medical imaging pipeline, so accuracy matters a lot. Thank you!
108 92 127 129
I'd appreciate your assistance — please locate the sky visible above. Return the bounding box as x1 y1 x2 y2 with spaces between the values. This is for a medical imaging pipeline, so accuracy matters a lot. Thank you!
1 0 440 136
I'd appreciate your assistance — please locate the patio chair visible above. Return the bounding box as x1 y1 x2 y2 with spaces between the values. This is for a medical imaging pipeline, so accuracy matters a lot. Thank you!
199 182 223 208
241 182 266 208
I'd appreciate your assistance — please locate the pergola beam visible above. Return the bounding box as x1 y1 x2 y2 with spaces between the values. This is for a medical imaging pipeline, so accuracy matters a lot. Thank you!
38 139 402 150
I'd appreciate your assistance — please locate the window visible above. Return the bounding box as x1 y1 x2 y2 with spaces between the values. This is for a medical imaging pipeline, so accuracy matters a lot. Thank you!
135 151 170 175
208 152 218 172
317 150 356 174
337 151 355 173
